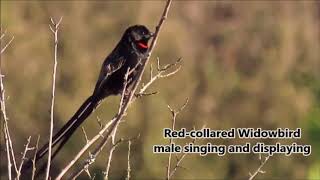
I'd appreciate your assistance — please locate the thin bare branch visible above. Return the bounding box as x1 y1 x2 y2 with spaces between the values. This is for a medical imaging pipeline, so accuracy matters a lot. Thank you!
166 98 189 180
159 65 181 78
249 155 271 180
0 28 16 180
0 28 7 40
169 138 195 179
169 125 202 179
138 57 182 96
46 16 62 180
157 57 182 71
31 135 40 180
84 169 92 179
17 136 32 179
8 127 18 174
135 91 158 98
1 36 14 54
166 113 175 179
126 140 132 180
103 138 124 180
96 117 103 129
169 153 188 178
81 127 90 144
2 125 13 179
56 117 115 179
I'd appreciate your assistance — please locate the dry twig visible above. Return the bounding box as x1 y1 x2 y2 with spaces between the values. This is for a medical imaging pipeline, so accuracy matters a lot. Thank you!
126 140 132 180
248 154 271 180
81 127 90 144
0 28 16 180
103 138 124 179
166 98 189 180
168 137 197 179
17 136 33 179
31 136 41 180
1 36 14 54
46 16 63 180
168 124 207 179
136 57 181 98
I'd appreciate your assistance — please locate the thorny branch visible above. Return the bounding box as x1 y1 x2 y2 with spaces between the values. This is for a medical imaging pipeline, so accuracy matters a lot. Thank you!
46 16 63 180
55 0 173 179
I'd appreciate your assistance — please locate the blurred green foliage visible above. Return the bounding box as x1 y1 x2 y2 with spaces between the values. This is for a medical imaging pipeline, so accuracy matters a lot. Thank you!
1 1 319 179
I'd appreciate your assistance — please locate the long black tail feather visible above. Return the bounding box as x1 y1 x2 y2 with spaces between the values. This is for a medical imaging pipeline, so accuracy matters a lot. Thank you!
22 95 99 173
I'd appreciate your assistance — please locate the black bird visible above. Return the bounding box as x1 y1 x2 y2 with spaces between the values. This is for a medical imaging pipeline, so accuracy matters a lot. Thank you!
23 25 153 171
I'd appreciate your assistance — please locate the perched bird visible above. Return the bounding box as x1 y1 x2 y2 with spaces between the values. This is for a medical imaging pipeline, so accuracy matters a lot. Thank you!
23 25 153 171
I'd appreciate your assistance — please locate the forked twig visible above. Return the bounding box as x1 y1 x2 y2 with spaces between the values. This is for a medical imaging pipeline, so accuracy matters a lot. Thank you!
103 138 124 179
249 154 271 180
169 138 195 179
166 98 189 180
17 136 33 179
46 16 62 180
137 57 182 97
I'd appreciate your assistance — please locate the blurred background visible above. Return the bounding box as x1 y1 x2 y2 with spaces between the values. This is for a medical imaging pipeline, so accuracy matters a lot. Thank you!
1 1 320 179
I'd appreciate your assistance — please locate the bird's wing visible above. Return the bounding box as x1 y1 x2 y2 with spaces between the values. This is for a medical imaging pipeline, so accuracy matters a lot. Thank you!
93 55 125 95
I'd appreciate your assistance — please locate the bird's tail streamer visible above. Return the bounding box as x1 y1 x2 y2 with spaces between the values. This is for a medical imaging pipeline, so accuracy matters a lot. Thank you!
22 95 99 173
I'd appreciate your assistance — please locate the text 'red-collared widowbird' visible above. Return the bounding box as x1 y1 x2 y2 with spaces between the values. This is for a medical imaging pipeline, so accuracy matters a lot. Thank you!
23 25 153 172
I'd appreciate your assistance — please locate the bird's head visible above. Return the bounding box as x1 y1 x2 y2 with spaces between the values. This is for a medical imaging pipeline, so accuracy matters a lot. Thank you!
124 25 154 53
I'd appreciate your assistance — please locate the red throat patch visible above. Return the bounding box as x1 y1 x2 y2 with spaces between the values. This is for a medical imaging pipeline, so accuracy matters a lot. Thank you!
137 42 148 49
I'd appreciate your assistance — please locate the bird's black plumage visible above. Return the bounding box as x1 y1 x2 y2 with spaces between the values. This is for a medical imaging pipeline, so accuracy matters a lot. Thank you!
23 25 153 172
